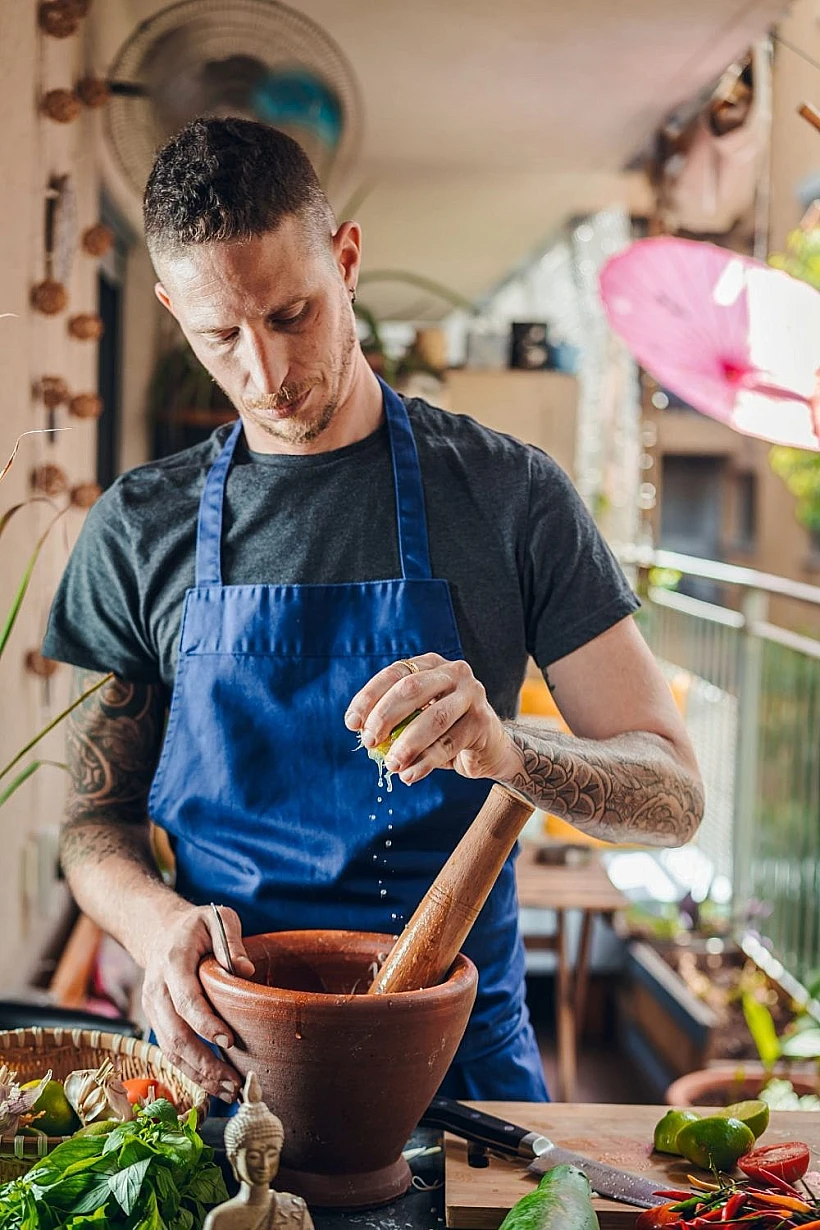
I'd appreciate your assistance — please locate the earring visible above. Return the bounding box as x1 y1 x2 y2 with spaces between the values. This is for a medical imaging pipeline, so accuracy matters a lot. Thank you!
349 286 357 305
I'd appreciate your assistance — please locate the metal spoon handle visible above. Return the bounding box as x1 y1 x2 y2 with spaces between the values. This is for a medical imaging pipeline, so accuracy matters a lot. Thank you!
209 902 236 975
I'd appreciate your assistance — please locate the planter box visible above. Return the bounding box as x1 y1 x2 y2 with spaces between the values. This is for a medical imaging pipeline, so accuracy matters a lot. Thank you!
618 940 719 1101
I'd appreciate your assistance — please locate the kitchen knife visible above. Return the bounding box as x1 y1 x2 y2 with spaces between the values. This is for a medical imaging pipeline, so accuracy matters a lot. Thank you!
528 1150 662 1209
421 1097 663 1209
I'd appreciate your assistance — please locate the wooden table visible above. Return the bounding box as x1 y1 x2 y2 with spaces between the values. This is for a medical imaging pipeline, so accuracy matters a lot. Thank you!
515 844 628 1102
445 1101 820 1228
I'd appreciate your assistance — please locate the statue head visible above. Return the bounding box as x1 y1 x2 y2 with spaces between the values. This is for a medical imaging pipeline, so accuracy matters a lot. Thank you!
224 1073 286 1188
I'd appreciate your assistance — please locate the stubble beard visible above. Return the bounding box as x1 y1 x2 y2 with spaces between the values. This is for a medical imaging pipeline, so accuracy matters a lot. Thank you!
240 310 359 447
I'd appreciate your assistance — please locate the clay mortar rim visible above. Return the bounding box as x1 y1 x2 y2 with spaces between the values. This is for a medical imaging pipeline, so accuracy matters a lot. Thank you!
199 928 478 1013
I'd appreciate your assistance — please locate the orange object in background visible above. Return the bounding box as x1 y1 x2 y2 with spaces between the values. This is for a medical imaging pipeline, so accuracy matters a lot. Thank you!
518 675 570 731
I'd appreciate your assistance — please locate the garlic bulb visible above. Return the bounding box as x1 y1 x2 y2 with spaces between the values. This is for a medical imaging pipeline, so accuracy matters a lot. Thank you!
0 1066 52 1137
64 1061 134 1126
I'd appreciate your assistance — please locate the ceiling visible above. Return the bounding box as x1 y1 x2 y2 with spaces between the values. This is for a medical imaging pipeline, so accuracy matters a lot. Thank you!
112 0 789 319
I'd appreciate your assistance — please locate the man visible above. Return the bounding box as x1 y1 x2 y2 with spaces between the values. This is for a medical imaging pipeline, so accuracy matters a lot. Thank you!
44 118 703 1107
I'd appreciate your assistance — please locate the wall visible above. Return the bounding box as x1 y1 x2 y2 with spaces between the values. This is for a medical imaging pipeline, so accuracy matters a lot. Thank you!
443 370 579 480
645 403 820 634
0 0 156 989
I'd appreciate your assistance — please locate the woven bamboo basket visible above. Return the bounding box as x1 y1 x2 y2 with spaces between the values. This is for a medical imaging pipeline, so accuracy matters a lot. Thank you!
0 1026 209 1182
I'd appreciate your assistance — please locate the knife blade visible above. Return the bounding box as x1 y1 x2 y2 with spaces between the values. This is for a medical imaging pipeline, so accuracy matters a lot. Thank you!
528 1150 662 1209
420 1097 663 1209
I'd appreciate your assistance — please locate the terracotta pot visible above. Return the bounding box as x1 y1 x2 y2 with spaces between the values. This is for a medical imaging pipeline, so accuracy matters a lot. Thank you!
200 930 477 1209
666 1063 819 1107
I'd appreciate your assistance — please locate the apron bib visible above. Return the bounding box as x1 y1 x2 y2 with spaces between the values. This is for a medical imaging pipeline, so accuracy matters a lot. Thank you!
149 379 547 1100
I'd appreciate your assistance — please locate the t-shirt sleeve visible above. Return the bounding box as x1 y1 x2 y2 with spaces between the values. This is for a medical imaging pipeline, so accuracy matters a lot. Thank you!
42 482 162 683
522 448 640 668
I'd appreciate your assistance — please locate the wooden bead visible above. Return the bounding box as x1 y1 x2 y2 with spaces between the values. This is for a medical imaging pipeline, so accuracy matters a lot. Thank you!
76 76 110 109
38 375 70 409
38 1 80 38
70 481 102 508
25 649 60 679
67 313 104 341
31 280 68 316
81 223 114 257
30 463 69 496
68 392 103 419
41 88 82 124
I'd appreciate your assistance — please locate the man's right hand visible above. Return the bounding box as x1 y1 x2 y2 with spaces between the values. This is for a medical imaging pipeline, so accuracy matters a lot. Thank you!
141 902 255 1101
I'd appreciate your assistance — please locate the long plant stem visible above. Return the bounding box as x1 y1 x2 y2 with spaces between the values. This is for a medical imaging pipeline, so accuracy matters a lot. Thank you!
0 759 66 807
0 673 114 783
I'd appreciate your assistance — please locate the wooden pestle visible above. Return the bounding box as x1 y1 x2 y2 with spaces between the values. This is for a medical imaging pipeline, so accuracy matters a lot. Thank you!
368 783 534 994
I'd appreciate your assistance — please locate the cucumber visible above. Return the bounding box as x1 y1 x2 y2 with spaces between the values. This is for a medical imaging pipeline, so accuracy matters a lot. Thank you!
499 1164 600 1230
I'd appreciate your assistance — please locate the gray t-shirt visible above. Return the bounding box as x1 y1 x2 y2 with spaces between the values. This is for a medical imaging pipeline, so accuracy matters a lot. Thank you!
43 396 638 717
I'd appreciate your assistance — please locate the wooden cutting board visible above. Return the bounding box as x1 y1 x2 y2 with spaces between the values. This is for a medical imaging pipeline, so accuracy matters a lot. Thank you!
444 1102 820 1229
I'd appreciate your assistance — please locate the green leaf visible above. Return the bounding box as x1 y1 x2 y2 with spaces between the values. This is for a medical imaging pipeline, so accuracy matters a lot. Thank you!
107 1157 151 1215
182 1164 228 1205
131 1188 164 1230
781 1026 820 1058
68 1176 113 1216
0 673 113 786
139 1100 178 1126
0 507 67 660
65 1208 110 1229
169 1211 194 1230
743 993 781 1069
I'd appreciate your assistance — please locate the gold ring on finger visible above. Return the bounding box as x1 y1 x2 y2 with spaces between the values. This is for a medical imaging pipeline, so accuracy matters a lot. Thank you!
398 658 420 676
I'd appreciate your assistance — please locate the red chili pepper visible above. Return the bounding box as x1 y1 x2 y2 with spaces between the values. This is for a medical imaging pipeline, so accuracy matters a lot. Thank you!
721 1192 746 1221
794 1221 820 1229
748 1168 804 1200
655 1190 697 1200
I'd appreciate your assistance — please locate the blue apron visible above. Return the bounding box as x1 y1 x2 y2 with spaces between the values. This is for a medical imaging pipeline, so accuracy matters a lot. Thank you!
148 379 547 1102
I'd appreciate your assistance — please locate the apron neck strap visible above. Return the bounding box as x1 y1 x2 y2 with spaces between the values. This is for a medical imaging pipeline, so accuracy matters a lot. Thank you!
195 419 243 586
379 377 433 581
195 381 433 586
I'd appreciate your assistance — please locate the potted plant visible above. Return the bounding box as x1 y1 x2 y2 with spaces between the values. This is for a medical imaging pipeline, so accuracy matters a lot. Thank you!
665 991 820 1108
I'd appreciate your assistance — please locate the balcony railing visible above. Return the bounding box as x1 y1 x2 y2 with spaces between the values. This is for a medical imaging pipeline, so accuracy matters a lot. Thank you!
622 547 820 984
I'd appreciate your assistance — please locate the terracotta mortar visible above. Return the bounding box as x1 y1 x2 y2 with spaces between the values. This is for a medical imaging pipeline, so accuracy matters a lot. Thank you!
200 929 477 1209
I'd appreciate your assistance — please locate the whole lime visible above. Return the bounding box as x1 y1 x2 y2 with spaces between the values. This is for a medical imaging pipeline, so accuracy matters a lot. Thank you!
677 1116 755 1171
21 1079 80 1137
653 1109 700 1154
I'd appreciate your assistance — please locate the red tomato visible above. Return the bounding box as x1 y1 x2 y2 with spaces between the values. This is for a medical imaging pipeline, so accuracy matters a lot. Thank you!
121 1077 176 1108
635 1203 683 1228
738 1141 811 1185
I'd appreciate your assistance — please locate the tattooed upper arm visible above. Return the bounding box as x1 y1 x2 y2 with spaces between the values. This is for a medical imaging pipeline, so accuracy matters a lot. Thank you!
61 670 166 870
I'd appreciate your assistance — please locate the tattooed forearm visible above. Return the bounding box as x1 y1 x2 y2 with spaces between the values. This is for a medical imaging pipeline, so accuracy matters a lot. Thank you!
60 669 166 878
502 721 704 847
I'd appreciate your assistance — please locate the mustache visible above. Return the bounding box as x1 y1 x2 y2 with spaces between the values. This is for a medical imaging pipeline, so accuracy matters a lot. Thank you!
243 384 311 412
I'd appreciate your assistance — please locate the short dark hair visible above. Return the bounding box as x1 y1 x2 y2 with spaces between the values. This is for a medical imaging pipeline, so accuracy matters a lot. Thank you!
143 117 334 261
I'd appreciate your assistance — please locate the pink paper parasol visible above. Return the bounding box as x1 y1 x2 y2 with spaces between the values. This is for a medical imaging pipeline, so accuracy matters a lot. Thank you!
599 236 820 450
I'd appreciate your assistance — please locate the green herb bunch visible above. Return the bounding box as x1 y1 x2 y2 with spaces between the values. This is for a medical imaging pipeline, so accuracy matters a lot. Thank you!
0 1099 227 1230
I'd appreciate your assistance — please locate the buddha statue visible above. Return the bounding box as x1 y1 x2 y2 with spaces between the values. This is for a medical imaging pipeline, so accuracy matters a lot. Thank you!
204 1072 314 1230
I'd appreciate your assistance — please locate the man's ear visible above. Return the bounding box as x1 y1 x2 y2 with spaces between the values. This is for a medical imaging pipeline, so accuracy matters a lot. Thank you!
154 281 174 315
331 220 362 292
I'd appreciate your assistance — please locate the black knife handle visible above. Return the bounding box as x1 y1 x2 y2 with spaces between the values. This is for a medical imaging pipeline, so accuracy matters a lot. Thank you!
420 1096 549 1158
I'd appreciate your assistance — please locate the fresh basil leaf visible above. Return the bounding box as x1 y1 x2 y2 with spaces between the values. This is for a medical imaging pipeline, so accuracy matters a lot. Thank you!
102 1123 135 1155
183 1165 228 1205
131 1187 164 1230
139 1099 178 1126
118 1137 154 1169
65 1207 109 1229
107 1156 151 1215
168 1210 194 1230
68 1176 112 1215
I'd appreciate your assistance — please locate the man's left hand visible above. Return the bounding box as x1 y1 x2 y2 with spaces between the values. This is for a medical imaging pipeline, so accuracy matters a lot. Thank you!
344 654 512 785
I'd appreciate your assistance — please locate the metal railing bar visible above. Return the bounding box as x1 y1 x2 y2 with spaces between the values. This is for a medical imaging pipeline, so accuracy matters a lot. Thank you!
648 586 746 629
753 620 820 661
623 546 820 608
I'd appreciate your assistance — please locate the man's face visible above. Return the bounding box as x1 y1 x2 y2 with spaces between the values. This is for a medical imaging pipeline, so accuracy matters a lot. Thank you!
154 215 361 451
